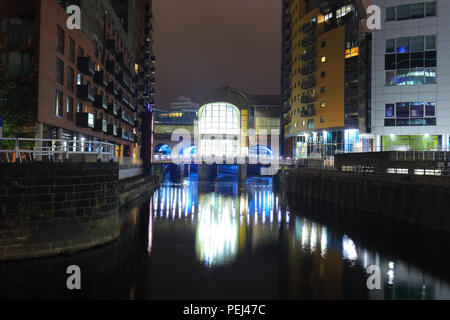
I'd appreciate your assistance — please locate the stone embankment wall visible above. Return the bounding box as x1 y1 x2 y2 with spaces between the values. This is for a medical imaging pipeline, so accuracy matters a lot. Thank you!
0 162 162 260
279 168 450 233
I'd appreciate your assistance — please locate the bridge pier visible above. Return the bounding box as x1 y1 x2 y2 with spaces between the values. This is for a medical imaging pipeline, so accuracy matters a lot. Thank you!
167 163 189 181
238 164 247 183
198 164 218 181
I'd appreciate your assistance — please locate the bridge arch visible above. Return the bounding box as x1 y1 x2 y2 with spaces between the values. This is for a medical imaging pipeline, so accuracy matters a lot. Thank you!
179 145 198 156
249 145 274 156
155 143 172 155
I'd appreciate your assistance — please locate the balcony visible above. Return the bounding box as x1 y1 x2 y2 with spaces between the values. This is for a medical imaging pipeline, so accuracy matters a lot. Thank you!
122 129 130 141
115 70 123 82
301 105 316 117
77 57 95 76
284 15 292 28
302 20 317 33
94 70 108 87
107 124 117 136
301 76 316 89
301 94 316 104
122 94 130 107
106 39 117 54
94 119 108 133
94 94 108 110
122 110 129 123
150 88 155 96
116 89 124 101
76 112 95 128
144 27 153 37
145 13 153 24
284 28 291 40
107 81 118 95
301 33 316 47
77 84 95 102
284 53 291 63
151 55 156 63
283 86 291 98
128 100 137 111
150 66 156 74
282 113 291 125
150 77 155 84
130 85 137 97
107 102 118 116
122 76 130 90
301 48 316 61
116 52 131 74
301 62 316 75
106 60 116 75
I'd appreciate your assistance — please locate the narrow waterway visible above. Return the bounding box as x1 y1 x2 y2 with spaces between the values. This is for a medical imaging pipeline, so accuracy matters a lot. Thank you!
1 173 450 299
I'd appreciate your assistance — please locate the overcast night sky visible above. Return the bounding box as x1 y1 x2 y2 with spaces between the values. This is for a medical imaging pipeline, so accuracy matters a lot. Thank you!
153 0 282 107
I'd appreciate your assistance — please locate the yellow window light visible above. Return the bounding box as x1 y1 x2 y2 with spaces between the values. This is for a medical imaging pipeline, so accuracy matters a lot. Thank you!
345 47 359 59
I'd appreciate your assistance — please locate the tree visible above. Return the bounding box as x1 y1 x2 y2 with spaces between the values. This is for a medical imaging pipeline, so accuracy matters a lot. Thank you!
0 67 36 144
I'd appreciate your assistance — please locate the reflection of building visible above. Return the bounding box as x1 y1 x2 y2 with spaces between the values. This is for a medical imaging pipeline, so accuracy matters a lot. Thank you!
371 1 447 151
151 176 287 267
0 0 155 162
281 0 371 158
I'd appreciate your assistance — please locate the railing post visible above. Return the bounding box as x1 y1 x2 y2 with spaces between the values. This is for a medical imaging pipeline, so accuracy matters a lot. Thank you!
97 142 102 162
15 138 21 163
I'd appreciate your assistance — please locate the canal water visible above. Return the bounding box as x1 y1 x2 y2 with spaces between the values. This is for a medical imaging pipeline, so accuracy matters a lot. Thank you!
1 173 450 300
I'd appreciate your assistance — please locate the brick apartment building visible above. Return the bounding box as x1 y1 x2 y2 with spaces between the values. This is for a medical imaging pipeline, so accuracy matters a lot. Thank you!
0 0 156 163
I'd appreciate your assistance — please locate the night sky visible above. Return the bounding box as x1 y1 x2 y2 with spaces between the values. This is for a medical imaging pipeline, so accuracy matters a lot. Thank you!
153 0 282 108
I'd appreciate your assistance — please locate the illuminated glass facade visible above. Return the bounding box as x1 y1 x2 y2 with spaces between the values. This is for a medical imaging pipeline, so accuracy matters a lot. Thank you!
198 103 241 156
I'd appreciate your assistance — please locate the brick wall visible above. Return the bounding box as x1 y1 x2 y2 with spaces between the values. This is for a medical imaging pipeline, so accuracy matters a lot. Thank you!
0 162 120 260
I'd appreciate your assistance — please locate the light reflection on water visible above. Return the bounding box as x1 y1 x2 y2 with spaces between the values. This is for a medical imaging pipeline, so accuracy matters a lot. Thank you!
1 173 450 299
149 174 450 300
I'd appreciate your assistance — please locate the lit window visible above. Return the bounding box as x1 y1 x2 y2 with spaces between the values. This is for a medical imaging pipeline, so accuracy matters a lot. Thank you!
198 103 241 156
320 101 326 108
321 56 326 63
336 5 352 19
324 13 333 21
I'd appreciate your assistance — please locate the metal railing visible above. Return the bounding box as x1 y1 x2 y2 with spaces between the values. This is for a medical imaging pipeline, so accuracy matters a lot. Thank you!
0 138 115 163
295 142 450 160
152 154 295 166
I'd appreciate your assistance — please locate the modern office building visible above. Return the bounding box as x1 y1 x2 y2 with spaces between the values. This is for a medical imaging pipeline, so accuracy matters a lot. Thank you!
281 0 371 158
371 0 447 151
0 0 156 163
153 86 280 157
170 96 199 111
198 86 280 157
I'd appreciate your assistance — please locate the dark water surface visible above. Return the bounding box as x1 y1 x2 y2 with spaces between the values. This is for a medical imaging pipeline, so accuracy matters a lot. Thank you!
1 173 450 300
